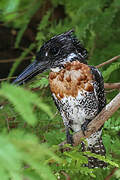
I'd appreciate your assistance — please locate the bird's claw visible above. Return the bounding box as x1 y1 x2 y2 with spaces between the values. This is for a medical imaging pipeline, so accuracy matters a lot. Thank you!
67 133 73 145
81 123 87 136
66 127 73 145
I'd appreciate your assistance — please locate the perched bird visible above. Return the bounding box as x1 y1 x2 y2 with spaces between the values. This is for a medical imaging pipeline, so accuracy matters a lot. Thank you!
13 30 107 168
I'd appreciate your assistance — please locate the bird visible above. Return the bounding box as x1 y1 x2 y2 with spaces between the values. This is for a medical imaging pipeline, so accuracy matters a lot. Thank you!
13 29 107 168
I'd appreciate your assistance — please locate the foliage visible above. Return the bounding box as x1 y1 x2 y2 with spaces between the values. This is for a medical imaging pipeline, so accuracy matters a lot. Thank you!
0 0 120 179
0 83 53 125
0 130 60 180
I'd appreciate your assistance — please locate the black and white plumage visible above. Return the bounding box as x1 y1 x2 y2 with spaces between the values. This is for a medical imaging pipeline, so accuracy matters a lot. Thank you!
49 61 107 168
13 30 107 168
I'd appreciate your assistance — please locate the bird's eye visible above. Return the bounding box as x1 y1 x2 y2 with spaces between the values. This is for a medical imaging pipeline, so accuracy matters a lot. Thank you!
49 46 60 56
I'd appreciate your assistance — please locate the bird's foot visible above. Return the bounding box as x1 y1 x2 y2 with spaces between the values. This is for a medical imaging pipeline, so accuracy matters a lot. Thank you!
66 128 73 145
81 119 90 136
67 133 73 145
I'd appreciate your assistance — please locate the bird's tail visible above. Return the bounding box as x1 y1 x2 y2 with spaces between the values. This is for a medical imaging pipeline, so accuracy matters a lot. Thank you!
81 135 107 168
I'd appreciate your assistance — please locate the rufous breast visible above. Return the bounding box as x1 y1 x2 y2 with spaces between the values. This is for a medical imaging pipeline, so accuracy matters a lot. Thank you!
49 61 94 100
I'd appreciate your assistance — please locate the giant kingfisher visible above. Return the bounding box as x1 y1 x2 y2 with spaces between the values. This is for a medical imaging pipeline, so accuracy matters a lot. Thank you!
13 30 107 168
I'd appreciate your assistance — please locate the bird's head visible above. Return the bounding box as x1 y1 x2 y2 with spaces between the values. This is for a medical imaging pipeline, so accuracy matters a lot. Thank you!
13 29 88 85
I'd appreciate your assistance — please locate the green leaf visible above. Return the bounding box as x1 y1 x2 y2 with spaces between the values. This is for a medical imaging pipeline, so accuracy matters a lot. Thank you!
0 83 53 125
0 131 60 180
29 76 49 89
102 62 120 81
84 151 119 167
4 0 19 14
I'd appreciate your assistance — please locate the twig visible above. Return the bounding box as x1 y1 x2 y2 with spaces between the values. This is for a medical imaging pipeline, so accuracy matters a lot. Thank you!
104 167 118 180
20 47 35 56
96 55 120 68
59 92 120 147
0 56 32 63
105 89 116 93
104 83 120 89
61 171 71 180
0 76 17 82
5 115 10 132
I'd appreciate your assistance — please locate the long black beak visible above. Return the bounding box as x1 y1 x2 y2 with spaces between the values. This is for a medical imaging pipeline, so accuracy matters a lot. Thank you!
13 60 49 85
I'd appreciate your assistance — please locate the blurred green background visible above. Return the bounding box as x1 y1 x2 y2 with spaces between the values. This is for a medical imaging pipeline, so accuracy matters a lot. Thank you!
0 0 120 179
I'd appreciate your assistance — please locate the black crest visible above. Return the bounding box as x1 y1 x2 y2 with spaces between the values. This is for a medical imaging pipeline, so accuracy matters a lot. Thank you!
36 29 88 66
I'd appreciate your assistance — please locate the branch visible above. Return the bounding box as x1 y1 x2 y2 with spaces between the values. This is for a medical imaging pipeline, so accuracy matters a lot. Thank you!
0 56 32 63
104 83 120 89
96 55 120 68
0 76 17 82
59 92 120 147
104 168 118 180
61 171 71 180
